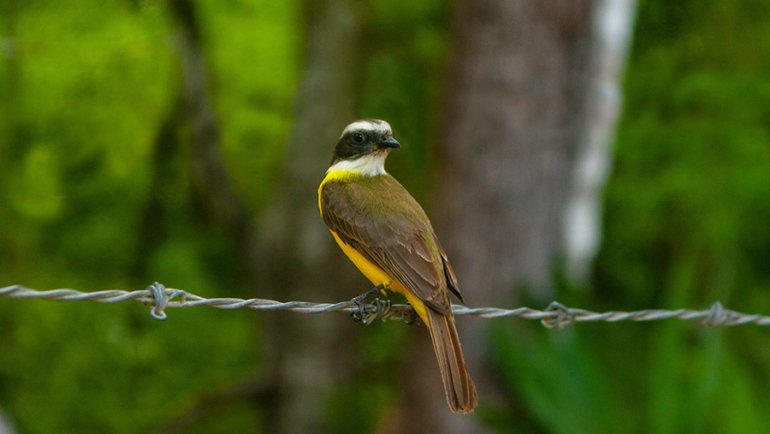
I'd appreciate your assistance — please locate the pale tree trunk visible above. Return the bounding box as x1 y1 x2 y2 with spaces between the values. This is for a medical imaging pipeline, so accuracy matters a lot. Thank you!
564 0 637 283
0 410 16 434
256 0 363 432
386 1 635 432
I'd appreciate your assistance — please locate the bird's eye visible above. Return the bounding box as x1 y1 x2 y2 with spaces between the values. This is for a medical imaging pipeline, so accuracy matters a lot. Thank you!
352 133 365 144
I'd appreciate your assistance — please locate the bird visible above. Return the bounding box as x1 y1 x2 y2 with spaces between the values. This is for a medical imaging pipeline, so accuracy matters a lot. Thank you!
317 119 478 413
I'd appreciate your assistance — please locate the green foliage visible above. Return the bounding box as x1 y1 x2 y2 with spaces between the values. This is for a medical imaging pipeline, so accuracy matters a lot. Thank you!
325 382 392 434
0 303 259 433
358 0 449 199
2 0 169 286
197 0 299 209
491 324 628 434
0 0 296 432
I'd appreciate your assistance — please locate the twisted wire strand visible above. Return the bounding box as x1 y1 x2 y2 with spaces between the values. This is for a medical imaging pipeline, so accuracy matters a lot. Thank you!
2 283 770 328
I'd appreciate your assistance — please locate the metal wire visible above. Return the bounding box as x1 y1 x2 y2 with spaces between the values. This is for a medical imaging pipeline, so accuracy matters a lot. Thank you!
2 282 770 328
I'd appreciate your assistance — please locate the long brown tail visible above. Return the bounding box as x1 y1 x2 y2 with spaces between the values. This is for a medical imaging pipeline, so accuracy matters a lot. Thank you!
425 308 478 413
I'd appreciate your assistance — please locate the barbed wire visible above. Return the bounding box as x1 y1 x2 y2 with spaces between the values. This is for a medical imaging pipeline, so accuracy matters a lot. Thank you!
2 282 770 329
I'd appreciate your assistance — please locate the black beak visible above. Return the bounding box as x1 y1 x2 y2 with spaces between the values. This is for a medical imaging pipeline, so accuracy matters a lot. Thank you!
378 137 401 149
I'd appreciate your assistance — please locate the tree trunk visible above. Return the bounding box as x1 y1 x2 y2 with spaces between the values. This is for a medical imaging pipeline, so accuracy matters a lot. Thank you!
165 0 366 431
256 0 363 432
437 0 593 303
388 0 635 432
1 0 20 189
563 0 637 283
168 0 251 242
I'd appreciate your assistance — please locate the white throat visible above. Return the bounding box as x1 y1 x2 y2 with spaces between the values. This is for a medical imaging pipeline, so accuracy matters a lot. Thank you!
327 152 388 177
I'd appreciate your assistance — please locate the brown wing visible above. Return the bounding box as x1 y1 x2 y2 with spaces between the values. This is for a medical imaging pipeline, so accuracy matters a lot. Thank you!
321 175 454 313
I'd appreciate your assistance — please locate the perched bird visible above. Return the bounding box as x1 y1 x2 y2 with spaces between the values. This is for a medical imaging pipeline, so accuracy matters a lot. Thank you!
317 119 478 413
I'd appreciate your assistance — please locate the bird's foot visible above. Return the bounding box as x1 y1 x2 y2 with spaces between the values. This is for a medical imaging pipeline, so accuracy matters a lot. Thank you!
351 284 389 325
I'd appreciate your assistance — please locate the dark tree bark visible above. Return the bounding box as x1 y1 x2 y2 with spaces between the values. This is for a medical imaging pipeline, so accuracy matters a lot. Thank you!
165 0 264 292
130 99 180 280
437 0 593 303
151 2 270 429
255 0 364 432
168 0 251 241
1 0 21 185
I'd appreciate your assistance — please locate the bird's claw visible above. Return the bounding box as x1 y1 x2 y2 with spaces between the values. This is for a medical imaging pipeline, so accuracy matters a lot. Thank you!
351 284 388 324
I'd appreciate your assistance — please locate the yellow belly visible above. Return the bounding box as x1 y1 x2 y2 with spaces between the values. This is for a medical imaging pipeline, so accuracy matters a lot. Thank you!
330 231 429 325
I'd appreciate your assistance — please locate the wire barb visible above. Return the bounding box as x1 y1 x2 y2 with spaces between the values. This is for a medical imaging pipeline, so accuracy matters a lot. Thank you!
541 302 575 330
147 282 170 320
703 302 726 327
3 283 770 328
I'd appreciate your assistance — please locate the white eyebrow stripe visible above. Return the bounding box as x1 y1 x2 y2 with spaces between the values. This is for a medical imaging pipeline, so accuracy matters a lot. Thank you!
340 120 392 138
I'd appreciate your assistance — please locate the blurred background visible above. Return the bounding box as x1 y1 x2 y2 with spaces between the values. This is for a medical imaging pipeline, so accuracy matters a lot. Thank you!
2 0 770 433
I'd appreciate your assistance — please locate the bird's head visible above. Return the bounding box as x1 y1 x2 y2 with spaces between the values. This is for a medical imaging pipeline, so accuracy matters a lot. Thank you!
328 119 400 176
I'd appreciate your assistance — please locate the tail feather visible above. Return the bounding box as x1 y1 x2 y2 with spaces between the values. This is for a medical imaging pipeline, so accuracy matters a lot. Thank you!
425 309 478 413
